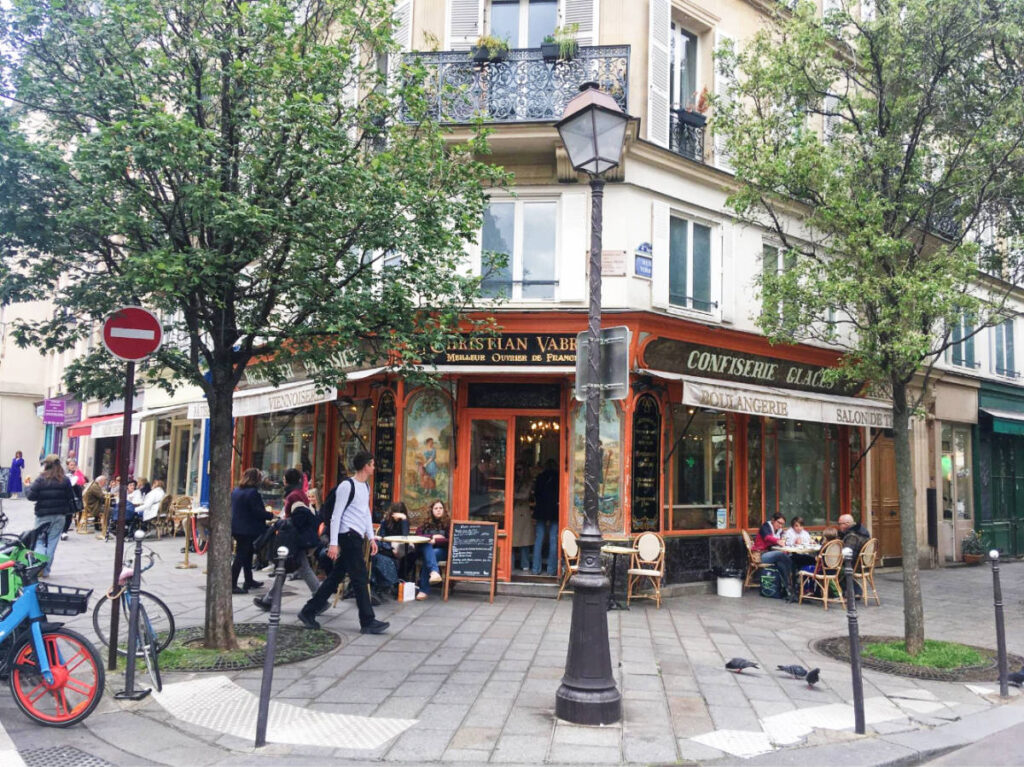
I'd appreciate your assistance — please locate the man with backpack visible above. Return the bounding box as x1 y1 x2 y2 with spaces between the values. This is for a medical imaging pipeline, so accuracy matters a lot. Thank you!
296 451 389 635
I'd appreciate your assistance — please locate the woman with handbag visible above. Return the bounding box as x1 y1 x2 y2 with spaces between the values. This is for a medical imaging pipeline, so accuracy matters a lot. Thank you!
26 454 75 577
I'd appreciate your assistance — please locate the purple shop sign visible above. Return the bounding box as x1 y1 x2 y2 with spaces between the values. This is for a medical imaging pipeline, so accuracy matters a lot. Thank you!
42 398 81 426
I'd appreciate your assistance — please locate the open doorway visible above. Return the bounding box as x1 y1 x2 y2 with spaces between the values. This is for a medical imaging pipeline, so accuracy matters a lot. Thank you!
511 416 561 580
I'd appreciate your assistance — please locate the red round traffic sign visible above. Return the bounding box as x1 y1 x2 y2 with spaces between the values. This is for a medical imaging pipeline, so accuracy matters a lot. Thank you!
102 307 163 361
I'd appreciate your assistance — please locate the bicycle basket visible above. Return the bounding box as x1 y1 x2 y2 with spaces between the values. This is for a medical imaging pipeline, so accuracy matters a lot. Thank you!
36 583 93 616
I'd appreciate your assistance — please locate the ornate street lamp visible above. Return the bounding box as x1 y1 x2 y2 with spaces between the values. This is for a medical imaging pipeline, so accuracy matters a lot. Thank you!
554 82 629 725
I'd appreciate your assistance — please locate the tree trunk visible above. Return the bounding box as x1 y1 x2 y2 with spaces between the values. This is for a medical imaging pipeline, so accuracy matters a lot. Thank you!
891 380 925 655
204 376 239 650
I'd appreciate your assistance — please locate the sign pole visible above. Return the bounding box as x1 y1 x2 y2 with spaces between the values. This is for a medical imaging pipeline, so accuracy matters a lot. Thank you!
107 361 134 671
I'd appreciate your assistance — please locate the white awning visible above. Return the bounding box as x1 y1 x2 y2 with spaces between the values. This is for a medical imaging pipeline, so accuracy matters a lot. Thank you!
187 379 338 420
138 405 188 421
639 370 893 429
91 415 141 439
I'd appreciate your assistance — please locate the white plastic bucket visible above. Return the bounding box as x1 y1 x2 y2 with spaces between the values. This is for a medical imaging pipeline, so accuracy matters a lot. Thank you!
717 576 743 598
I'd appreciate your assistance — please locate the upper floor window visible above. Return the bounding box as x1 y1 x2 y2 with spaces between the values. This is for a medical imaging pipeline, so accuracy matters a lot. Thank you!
481 199 557 299
948 314 976 369
670 24 698 111
993 319 1016 378
669 215 713 312
489 0 556 48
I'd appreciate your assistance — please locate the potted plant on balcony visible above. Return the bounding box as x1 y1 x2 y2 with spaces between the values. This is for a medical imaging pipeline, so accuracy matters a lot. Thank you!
541 34 559 62
471 35 510 63
961 529 986 565
679 86 710 128
554 23 579 61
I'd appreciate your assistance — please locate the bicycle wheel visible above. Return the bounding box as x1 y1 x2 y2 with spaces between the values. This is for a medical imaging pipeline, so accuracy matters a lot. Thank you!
135 603 162 692
10 627 105 727
93 590 175 655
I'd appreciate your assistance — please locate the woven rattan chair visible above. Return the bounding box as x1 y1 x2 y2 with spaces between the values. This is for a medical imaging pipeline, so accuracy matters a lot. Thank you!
626 532 665 608
853 537 881 605
557 528 579 600
741 529 770 588
798 539 846 610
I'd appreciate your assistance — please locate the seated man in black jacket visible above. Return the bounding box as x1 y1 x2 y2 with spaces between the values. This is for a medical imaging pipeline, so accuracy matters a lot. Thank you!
837 514 871 559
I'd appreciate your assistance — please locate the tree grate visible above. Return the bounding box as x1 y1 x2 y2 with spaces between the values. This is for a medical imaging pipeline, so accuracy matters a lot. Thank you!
161 622 343 672
20 746 115 767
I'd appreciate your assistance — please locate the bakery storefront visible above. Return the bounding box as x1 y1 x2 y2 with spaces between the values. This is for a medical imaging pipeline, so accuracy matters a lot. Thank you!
227 313 888 585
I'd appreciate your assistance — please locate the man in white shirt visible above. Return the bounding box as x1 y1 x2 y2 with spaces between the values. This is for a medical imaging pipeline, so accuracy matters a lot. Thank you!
297 451 389 634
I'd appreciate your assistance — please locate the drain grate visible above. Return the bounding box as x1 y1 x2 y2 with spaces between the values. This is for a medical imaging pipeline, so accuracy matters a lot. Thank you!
20 746 115 767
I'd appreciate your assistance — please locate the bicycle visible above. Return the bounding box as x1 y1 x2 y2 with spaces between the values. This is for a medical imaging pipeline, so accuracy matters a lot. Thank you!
91 546 174 692
0 527 104 726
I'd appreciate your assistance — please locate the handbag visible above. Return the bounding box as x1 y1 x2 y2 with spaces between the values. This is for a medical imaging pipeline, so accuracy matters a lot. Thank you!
67 482 83 514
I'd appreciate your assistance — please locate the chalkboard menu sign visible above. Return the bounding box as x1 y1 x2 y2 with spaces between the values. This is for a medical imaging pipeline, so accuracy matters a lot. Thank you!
631 394 661 532
443 520 498 602
373 392 396 516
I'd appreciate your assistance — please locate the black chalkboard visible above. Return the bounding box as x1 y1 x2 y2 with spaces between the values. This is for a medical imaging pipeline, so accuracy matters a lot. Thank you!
443 520 497 602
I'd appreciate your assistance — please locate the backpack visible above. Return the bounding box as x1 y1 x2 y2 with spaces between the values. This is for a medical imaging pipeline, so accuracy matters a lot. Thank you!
319 478 356 530
760 566 784 599
255 518 302 572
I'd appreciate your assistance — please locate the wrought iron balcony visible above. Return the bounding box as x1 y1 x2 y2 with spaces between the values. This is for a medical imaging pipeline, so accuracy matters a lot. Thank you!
401 46 629 125
669 108 706 163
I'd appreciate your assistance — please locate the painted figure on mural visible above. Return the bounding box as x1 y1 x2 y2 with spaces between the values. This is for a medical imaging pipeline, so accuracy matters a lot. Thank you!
418 437 438 491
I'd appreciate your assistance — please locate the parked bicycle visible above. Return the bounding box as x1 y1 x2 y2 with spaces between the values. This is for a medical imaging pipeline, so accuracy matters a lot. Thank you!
92 546 174 692
0 527 104 726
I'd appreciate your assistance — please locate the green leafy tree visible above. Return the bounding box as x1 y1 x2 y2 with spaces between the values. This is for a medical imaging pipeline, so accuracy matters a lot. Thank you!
0 0 507 648
714 0 1024 653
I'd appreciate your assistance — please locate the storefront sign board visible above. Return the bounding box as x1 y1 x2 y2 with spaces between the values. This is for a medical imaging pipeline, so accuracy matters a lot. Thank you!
187 380 337 420
643 338 861 396
92 415 141 439
443 520 498 603
431 333 578 367
42 398 66 425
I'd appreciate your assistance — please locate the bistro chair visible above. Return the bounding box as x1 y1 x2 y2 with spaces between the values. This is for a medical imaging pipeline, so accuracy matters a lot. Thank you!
626 532 665 608
170 495 194 538
798 539 846 610
152 494 176 539
853 537 881 606
741 529 769 588
557 528 580 600
93 494 113 540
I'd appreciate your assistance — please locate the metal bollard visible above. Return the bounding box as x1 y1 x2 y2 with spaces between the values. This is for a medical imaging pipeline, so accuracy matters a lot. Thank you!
843 547 865 734
115 530 151 700
255 546 289 748
990 549 1009 698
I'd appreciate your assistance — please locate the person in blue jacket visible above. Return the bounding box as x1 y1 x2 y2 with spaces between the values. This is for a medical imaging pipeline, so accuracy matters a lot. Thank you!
231 467 273 594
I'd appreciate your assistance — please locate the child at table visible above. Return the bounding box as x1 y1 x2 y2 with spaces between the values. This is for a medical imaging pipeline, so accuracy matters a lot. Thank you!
783 516 812 547
414 499 450 600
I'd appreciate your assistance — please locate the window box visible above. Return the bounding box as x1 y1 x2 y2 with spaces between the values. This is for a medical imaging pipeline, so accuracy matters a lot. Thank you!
472 45 509 63
677 110 706 128
540 42 560 61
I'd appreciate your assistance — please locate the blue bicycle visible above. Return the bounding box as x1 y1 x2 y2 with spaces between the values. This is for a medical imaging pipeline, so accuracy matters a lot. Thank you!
0 528 104 726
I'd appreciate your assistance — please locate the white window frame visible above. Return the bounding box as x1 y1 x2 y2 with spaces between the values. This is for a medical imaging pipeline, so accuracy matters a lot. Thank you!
992 318 1017 379
668 212 718 315
670 22 700 111
479 196 560 302
946 314 977 369
487 0 558 48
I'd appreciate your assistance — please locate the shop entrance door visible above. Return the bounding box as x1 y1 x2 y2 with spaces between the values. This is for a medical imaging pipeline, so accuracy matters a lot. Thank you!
870 435 903 562
465 415 562 581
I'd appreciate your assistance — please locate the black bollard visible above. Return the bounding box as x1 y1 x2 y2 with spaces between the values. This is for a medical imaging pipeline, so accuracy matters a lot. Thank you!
843 547 865 734
255 546 289 748
115 529 151 700
990 549 1009 698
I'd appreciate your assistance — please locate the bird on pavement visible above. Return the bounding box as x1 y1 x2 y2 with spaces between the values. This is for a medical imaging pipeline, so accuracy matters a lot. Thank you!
725 658 759 673
805 668 821 688
1008 670 1024 687
777 664 808 678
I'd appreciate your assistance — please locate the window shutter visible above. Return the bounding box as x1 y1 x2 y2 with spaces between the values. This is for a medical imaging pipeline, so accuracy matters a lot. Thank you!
558 191 587 303
559 0 599 48
714 31 735 172
647 0 671 148
651 201 670 308
393 0 412 51
1008 321 1016 374
447 0 482 51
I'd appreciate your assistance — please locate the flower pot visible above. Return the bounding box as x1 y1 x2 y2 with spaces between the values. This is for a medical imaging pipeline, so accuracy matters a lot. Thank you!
678 110 707 128
963 552 984 565
540 43 559 62
472 46 508 63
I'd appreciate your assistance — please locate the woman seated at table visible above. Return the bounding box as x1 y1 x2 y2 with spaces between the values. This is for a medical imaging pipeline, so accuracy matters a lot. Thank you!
783 516 812 547
109 479 142 533
754 512 797 602
138 479 166 525
377 502 415 582
414 499 450 600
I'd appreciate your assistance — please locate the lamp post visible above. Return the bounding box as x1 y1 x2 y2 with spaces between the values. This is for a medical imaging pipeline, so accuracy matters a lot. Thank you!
554 82 629 725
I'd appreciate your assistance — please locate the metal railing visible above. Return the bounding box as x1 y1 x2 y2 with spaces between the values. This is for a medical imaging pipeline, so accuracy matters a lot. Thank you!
401 46 629 124
669 109 706 163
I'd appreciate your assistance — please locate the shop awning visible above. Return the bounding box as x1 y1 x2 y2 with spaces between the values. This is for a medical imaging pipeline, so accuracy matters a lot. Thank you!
187 378 339 420
638 370 893 429
67 413 141 439
981 407 1024 436
138 405 188 421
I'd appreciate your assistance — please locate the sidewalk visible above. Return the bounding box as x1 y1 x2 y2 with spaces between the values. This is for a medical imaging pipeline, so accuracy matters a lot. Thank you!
1 496 1021 766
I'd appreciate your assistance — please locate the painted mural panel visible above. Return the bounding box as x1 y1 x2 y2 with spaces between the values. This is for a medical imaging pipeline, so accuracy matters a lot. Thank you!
571 400 624 533
402 389 453 522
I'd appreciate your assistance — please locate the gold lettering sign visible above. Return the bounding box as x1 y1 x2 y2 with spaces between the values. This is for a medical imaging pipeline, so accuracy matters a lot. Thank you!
432 333 578 367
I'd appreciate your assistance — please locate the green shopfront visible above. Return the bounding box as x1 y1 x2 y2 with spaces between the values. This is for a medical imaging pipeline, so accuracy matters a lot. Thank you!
975 380 1024 556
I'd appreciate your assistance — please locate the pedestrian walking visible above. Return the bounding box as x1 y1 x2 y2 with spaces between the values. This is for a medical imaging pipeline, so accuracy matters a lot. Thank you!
8 451 24 498
63 457 86 539
26 454 75 577
231 468 273 594
253 468 320 610
297 451 389 634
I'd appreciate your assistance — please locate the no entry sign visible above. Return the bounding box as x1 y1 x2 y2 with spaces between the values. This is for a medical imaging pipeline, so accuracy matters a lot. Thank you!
102 307 163 361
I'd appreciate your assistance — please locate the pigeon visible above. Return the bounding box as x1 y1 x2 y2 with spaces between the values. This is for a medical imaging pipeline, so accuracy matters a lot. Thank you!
777 664 808 678
1008 670 1024 688
805 668 821 688
725 657 759 673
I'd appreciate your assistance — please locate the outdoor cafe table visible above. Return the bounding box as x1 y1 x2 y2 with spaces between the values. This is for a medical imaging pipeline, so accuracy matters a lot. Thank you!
601 544 636 611
175 508 208 570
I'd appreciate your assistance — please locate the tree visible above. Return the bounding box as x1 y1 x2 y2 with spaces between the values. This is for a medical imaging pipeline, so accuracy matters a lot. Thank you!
0 0 506 649
714 0 1024 653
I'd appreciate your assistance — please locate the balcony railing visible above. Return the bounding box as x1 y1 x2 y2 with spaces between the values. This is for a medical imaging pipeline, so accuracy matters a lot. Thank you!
401 46 629 124
669 109 706 163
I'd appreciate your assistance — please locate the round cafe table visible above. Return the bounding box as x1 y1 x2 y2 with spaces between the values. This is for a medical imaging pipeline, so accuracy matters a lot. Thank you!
601 544 636 611
174 508 208 569
382 535 431 546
